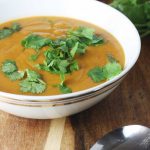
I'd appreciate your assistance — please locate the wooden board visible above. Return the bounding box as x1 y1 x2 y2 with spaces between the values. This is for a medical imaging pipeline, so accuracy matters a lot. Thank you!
0 1 150 150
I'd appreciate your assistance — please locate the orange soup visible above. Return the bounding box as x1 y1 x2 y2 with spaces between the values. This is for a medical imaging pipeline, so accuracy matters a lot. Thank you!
0 17 125 95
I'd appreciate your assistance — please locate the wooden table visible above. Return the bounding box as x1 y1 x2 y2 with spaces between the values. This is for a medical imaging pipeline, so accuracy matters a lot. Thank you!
0 1 150 150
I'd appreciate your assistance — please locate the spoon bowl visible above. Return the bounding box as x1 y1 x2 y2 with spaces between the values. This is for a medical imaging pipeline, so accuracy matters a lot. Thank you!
91 125 150 150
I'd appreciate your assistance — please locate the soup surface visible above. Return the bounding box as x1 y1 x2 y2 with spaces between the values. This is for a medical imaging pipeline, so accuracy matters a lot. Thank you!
0 17 125 95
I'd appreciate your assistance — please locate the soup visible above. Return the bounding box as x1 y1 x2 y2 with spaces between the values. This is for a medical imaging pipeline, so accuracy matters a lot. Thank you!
0 17 125 95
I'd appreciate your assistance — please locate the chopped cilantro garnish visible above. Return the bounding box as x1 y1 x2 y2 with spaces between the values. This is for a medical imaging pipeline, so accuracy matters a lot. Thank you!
19 69 46 94
1 60 25 81
21 34 52 61
35 26 104 92
0 23 22 40
21 34 52 50
1 60 46 93
88 56 122 82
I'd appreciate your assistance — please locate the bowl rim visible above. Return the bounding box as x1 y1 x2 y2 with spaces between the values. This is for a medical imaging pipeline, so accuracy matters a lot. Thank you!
0 0 141 101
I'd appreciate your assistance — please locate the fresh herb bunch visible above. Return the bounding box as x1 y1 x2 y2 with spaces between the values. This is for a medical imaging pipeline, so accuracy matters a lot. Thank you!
110 0 150 37
0 23 22 40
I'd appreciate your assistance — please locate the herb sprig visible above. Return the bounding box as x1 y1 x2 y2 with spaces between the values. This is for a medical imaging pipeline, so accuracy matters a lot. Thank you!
110 0 150 37
0 23 22 40
88 55 122 83
21 34 52 61
20 69 46 94
1 60 24 81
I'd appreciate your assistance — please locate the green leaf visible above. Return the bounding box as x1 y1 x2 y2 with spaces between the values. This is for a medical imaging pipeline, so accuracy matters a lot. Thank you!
59 84 72 94
26 69 41 81
11 23 22 32
69 26 94 40
6 71 25 81
21 34 52 51
0 28 13 40
1 60 18 74
70 42 79 57
88 55 122 82
20 78 46 94
91 35 105 46
104 62 122 79
0 23 21 40
88 67 107 83
144 1 150 19
19 69 46 94
1 60 25 81
110 0 150 37
58 60 70 73
70 60 79 72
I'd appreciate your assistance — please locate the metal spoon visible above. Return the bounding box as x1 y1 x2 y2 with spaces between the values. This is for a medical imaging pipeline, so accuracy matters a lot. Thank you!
90 125 150 150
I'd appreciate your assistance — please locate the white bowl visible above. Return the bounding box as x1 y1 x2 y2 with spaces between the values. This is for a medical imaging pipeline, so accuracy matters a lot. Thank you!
0 0 141 119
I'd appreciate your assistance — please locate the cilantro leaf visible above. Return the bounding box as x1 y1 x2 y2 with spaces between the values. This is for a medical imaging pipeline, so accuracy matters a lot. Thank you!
91 35 105 46
88 56 122 82
104 62 122 79
0 29 13 40
21 34 52 51
0 23 22 40
70 42 79 57
68 26 104 54
58 60 70 73
6 71 25 81
70 60 79 72
69 26 94 40
26 69 41 81
59 84 72 94
19 69 46 94
53 73 72 94
11 23 22 32
20 79 46 94
1 60 25 81
88 67 107 82
1 60 18 74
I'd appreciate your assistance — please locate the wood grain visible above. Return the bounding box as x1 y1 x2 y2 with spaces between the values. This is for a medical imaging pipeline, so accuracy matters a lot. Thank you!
44 118 66 150
0 1 150 150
